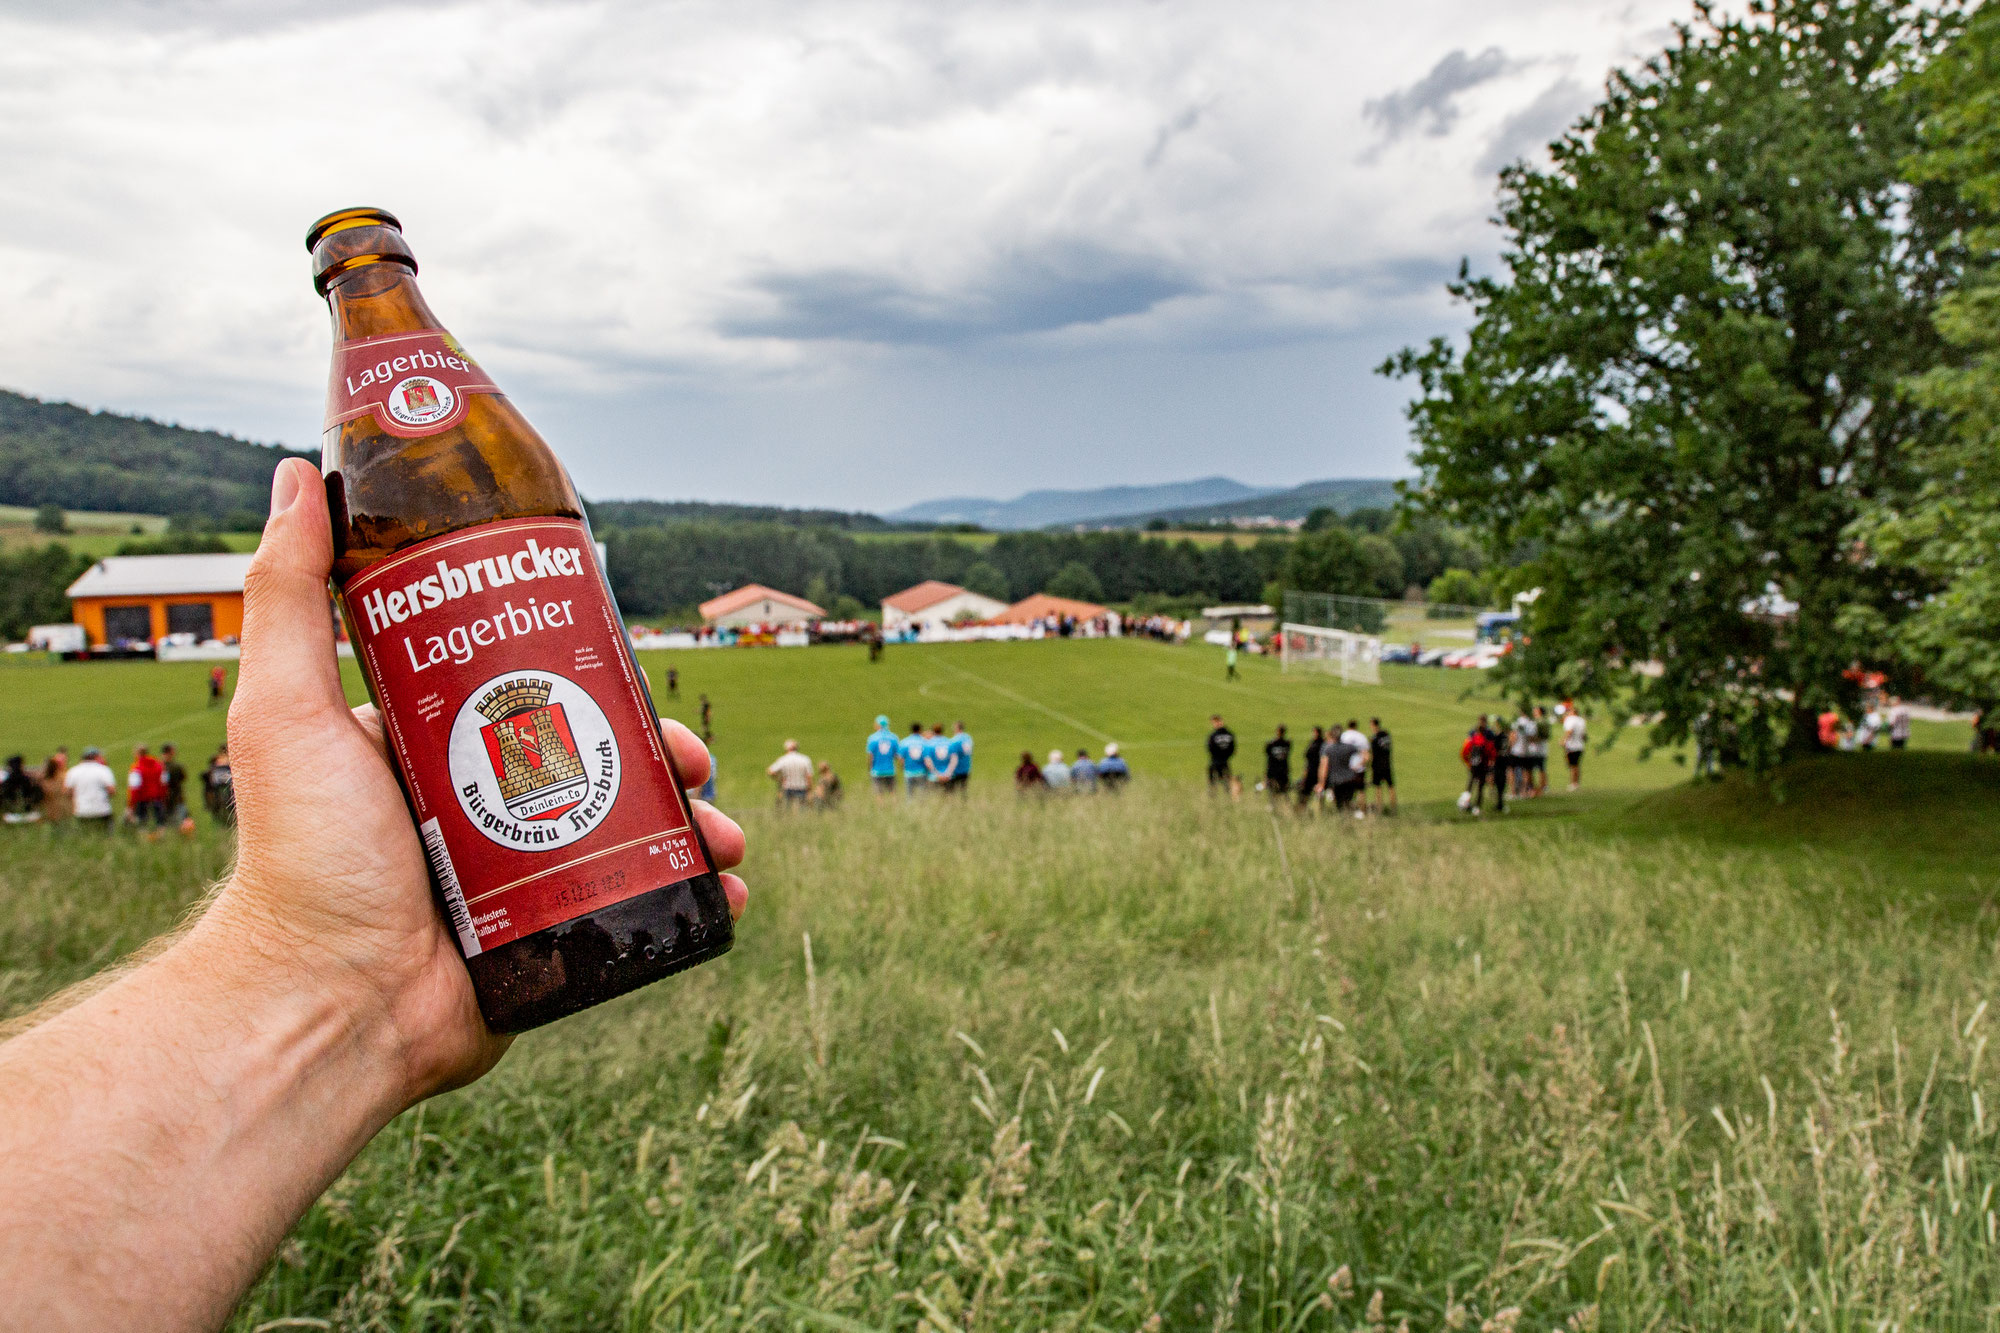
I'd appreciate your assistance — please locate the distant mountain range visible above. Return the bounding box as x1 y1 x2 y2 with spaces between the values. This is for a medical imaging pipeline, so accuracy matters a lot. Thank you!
886 477 1263 530
884 475 1403 530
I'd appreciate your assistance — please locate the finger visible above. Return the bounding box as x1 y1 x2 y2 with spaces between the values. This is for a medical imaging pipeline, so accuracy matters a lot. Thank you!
233 458 347 725
659 717 710 789
719 872 747 921
690 799 743 869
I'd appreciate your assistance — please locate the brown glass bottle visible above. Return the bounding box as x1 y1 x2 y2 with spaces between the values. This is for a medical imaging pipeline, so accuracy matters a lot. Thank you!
308 206 732 1033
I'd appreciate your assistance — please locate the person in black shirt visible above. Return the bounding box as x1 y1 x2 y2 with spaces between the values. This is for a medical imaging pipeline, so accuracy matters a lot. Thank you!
1481 715 1508 813
1320 734 1359 812
1368 717 1396 815
1295 726 1324 809
1263 725 1291 795
1206 715 1236 788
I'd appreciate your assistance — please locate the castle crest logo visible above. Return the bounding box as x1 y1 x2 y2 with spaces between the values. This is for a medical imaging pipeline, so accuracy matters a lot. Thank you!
447 671 622 851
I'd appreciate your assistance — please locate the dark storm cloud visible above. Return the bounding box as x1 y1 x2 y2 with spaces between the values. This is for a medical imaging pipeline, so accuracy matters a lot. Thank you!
1364 46 1518 140
724 246 1197 345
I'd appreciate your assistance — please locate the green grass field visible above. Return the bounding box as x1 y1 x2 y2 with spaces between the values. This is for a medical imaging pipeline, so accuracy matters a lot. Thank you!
3 638 1997 1329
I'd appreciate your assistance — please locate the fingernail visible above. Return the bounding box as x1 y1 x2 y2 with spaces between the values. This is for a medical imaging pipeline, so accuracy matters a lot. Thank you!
269 461 302 518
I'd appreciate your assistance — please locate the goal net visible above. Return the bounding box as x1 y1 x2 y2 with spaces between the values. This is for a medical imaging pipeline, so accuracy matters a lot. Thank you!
1280 622 1382 685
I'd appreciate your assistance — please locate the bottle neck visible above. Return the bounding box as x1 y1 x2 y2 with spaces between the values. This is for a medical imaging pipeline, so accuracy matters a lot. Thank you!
324 261 442 342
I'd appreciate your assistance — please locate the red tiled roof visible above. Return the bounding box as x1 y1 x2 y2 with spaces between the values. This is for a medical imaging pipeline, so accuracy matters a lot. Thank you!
883 580 965 613
992 593 1109 625
698 583 825 621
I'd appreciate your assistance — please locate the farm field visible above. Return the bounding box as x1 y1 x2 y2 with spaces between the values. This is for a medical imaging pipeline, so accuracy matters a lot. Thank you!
0 504 261 556
2 638 1996 1329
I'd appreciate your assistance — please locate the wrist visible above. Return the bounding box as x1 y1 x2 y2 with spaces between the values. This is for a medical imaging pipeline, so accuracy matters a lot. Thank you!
173 892 415 1125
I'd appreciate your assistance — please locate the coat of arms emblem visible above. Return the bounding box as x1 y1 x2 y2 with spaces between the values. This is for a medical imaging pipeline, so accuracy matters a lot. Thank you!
399 379 442 415
475 677 591 821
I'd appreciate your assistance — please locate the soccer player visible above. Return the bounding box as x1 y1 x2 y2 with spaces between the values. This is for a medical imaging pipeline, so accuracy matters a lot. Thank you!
1264 725 1291 796
1529 705 1550 796
1206 715 1236 788
928 722 954 791
866 715 900 797
901 721 930 795
1368 718 1396 815
948 721 973 793
1296 725 1324 810
1461 718 1499 815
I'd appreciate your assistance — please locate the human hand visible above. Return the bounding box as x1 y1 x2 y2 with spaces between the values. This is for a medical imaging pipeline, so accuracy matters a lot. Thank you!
195 457 748 1107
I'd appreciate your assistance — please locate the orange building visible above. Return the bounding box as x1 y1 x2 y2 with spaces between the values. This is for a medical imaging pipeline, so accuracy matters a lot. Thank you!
992 593 1109 625
67 553 256 647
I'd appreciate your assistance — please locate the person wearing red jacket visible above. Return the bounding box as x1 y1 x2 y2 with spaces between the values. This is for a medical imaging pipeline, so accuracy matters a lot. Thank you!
1460 719 1502 815
126 746 167 830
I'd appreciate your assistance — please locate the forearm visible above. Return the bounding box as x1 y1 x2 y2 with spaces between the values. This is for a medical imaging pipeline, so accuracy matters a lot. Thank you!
0 914 407 1332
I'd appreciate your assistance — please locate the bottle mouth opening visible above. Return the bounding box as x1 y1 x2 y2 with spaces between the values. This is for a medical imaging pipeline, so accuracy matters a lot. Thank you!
305 206 401 252
308 206 417 295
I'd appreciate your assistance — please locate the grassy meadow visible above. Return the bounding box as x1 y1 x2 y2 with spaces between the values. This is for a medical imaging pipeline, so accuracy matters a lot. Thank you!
2 638 1997 1329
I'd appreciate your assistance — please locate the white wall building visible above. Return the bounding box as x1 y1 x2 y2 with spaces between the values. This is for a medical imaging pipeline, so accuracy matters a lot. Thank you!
698 583 825 628
882 580 1009 634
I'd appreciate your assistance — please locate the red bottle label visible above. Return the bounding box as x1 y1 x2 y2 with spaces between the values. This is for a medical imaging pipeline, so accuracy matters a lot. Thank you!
341 516 709 956
326 329 500 439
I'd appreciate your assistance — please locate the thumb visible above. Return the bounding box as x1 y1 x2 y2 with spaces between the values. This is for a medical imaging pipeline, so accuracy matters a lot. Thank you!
232 457 349 726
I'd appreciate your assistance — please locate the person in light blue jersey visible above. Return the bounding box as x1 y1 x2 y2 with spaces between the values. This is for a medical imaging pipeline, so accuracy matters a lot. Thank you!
866 715 900 797
927 722 954 790
946 720 973 794
900 721 931 795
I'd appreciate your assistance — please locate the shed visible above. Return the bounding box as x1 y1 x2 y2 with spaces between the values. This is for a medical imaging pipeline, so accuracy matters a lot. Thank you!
67 552 257 646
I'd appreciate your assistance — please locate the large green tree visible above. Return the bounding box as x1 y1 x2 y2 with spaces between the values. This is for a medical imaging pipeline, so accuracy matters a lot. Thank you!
1385 0 1962 765
1857 2 2000 709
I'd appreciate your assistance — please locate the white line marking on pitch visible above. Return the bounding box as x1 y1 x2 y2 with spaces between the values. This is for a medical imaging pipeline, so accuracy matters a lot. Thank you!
939 662 1116 743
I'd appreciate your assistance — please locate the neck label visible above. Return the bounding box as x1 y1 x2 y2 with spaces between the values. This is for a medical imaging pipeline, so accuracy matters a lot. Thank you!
326 329 500 439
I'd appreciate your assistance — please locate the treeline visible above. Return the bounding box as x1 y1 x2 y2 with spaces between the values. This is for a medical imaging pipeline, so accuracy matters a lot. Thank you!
0 389 316 522
584 498 904 533
602 508 1481 617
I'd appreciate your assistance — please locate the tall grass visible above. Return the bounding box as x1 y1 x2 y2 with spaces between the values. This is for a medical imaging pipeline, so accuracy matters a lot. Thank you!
5 783 1998 1329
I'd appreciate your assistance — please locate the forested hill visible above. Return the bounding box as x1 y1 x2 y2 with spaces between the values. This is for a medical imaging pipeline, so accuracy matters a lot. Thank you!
0 389 316 521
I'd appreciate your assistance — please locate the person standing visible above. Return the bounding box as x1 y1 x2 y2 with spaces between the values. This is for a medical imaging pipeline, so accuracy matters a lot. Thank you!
765 739 814 807
1529 705 1550 796
202 745 236 824
948 721 973 794
1071 748 1099 792
64 746 116 831
160 744 192 835
1225 643 1240 682
927 722 954 792
665 666 679 698
1562 706 1587 791
1509 707 1535 798
866 715 900 797
127 746 166 832
901 722 930 796
0 756 41 822
1461 720 1498 815
1368 718 1396 815
1097 743 1130 791
1320 731 1359 815
207 665 227 707
1888 696 1912 751
1206 715 1236 789
699 694 713 742
1482 716 1509 813
1296 725 1324 811
1042 749 1072 790
1263 725 1292 796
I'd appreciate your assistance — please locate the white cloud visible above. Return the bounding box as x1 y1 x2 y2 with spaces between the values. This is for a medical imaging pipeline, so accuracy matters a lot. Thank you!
0 0 1692 501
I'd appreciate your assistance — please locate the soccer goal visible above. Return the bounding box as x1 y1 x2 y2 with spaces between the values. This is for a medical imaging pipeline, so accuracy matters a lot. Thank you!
1280 622 1382 685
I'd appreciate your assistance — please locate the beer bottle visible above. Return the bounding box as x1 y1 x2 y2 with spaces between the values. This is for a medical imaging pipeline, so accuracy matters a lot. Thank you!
307 206 733 1033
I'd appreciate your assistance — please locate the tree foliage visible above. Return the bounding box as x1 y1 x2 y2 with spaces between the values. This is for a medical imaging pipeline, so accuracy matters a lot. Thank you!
1857 2 2000 708
1385 0 1962 765
1046 562 1106 603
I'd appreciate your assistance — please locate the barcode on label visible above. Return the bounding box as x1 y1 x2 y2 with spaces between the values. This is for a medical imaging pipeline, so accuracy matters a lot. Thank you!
419 817 482 958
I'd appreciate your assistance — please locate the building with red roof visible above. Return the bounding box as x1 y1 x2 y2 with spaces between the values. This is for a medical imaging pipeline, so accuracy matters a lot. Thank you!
880 580 1009 633
992 593 1109 625
697 583 825 628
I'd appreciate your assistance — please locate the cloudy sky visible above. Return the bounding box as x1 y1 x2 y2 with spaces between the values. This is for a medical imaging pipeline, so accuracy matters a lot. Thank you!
0 0 1689 511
